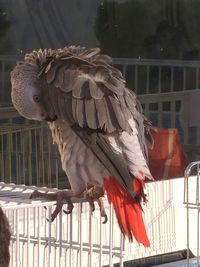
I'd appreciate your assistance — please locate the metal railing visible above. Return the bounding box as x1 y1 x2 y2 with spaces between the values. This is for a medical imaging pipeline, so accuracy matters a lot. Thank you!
0 123 64 187
0 55 20 106
184 161 200 266
2 56 200 105
139 90 200 146
113 58 200 95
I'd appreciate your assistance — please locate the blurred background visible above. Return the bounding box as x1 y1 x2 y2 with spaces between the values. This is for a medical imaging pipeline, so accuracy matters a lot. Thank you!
1 0 200 186
1 0 200 105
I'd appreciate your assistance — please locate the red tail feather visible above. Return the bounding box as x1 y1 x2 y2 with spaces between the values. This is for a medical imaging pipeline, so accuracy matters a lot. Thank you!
104 176 150 247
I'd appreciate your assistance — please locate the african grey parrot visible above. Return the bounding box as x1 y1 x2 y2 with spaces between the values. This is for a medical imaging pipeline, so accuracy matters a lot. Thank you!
11 46 153 247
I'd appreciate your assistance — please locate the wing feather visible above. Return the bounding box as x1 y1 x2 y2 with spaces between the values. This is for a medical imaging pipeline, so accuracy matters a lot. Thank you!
39 46 151 147
95 98 107 129
117 95 132 119
80 47 100 59
60 68 78 92
75 98 85 127
100 97 116 132
108 95 129 131
89 79 104 99
85 98 98 129
46 61 65 84
59 93 74 124
72 98 78 122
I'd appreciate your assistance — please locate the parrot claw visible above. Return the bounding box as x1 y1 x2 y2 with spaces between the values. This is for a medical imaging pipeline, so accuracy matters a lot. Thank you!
63 209 72 215
97 198 108 224
63 200 74 214
102 214 108 224
46 216 54 223
63 202 74 214
87 198 107 223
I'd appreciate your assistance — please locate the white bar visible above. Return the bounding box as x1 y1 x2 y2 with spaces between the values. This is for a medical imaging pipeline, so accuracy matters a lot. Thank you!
99 208 103 267
89 210 93 267
15 209 19 267
109 206 113 267
119 234 125 267
59 212 62 267
79 204 83 267
37 207 41 267
69 213 73 267
27 208 30 267
48 207 52 267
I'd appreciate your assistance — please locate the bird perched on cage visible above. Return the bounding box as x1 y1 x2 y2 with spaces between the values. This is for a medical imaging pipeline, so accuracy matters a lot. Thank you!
11 46 153 247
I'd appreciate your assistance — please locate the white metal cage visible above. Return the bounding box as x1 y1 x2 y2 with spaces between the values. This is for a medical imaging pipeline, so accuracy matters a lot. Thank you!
0 183 125 267
0 177 193 267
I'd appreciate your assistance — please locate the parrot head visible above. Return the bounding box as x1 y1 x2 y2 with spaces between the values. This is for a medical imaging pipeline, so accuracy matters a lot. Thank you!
11 63 56 122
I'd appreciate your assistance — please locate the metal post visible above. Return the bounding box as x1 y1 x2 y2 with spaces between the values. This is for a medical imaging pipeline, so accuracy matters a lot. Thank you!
184 161 200 266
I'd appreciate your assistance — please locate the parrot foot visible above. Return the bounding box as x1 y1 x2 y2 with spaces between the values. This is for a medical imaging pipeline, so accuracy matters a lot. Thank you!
83 185 107 224
30 190 75 222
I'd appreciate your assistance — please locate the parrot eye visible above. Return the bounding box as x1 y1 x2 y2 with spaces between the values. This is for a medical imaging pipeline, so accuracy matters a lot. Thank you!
33 95 40 103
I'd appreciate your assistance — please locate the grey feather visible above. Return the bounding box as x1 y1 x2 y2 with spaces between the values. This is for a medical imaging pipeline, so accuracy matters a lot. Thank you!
85 98 98 129
72 98 78 122
80 48 100 59
94 99 107 129
102 97 116 133
75 98 85 127
71 76 88 99
71 126 135 197
89 79 104 100
46 61 65 84
117 95 132 119
108 95 129 131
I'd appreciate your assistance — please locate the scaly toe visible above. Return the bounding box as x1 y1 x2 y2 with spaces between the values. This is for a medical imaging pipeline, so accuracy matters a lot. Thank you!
88 198 95 213
47 192 65 222
97 198 108 224
83 187 94 198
